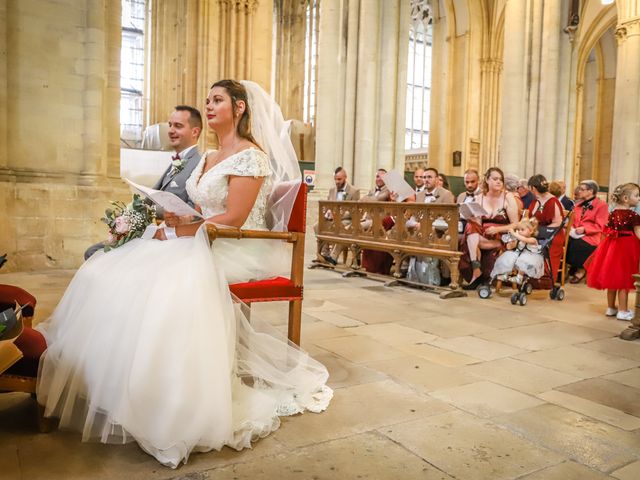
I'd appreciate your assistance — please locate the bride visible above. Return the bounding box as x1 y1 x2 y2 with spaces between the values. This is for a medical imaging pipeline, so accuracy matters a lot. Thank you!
35 79 332 468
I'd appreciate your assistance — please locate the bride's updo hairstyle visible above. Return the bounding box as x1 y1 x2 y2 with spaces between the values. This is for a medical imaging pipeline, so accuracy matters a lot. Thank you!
528 174 549 194
211 79 262 149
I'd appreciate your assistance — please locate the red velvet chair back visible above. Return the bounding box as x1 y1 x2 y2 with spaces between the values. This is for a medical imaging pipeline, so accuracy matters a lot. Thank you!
287 183 307 233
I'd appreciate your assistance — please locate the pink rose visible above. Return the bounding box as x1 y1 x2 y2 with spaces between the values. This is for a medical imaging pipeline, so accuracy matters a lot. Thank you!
114 215 130 234
106 232 116 244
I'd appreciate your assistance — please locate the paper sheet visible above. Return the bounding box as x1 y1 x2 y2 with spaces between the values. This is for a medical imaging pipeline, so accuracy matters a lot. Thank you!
382 170 415 202
459 202 488 220
124 178 202 218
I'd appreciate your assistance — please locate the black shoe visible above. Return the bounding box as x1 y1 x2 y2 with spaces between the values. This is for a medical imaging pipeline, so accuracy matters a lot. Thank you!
462 276 483 290
440 277 451 287
322 254 337 266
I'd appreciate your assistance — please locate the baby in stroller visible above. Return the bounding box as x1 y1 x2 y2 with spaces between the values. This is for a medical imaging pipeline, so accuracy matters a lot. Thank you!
478 218 545 305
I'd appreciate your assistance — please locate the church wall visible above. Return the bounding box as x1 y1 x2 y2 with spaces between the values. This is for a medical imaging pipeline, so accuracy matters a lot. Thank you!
0 0 127 272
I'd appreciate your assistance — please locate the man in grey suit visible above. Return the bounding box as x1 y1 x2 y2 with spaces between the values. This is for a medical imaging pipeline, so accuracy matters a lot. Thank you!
84 105 203 259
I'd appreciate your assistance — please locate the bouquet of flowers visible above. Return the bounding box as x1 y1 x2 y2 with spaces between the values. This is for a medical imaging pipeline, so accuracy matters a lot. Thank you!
101 194 156 252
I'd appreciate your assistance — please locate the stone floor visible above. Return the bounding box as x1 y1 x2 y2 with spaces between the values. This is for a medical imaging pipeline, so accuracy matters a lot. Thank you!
1 263 639 479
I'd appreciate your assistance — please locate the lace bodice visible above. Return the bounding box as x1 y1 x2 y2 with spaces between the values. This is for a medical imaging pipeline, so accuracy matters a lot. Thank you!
186 148 272 230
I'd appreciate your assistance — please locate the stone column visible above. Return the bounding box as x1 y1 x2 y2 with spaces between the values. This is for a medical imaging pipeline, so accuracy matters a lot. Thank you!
314 0 408 194
0 0 125 271
499 0 529 175
610 13 640 188
535 0 563 178
273 0 307 120
479 58 503 170
148 0 272 149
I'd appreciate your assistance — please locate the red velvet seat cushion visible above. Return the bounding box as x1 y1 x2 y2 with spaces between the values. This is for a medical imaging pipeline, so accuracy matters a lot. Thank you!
5 327 47 378
230 276 302 303
0 284 36 317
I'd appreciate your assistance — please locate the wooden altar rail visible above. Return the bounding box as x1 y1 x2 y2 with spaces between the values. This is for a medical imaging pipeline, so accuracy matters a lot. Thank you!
315 200 463 291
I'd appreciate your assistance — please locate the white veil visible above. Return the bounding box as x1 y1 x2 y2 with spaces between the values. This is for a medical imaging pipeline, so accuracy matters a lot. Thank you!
241 80 302 232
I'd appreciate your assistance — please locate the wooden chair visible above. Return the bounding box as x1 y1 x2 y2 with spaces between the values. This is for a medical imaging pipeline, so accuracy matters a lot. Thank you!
0 286 54 432
207 182 307 345
557 210 574 286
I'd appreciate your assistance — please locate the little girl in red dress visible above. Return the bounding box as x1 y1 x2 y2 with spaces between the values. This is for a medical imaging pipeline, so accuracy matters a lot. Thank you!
586 183 640 321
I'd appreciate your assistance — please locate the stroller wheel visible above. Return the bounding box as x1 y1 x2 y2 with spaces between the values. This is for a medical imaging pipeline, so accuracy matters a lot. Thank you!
556 288 565 301
519 293 528 306
549 287 558 300
478 285 492 299
524 283 533 295
510 293 519 305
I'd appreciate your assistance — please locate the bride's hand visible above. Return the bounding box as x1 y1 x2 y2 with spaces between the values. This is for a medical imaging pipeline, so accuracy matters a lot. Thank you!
164 212 180 227
153 228 167 241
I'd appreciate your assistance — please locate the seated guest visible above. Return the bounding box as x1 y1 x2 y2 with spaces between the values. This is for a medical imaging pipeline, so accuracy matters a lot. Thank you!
572 185 581 202
456 169 481 204
319 167 360 265
460 167 519 290
84 106 203 259
437 173 450 191
360 169 393 274
505 174 524 218
528 174 565 281
416 168 455 204
566 179 608 283
361 169 391 202
456 169 481 234
405 168 455 286
517 179 536 209
413 168 426 193
554 180 574 211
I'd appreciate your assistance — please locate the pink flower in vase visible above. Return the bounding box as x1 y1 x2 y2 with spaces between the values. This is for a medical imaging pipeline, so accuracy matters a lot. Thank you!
114 215 130 234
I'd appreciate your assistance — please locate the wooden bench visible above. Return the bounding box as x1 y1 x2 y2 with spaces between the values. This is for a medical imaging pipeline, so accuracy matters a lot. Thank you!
314 200 464 297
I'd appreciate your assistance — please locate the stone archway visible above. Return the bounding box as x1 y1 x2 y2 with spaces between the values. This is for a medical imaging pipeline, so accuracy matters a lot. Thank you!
572 1 618 190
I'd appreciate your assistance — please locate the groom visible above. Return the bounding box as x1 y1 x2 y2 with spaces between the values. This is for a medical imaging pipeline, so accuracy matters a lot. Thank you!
84 105 203 259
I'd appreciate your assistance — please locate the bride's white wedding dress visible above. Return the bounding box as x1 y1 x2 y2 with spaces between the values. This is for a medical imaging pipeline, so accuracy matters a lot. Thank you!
36 148 332 468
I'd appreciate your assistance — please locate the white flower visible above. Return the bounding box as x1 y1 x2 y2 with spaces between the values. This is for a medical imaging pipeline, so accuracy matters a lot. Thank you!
169 159 187 176
114 215 130 234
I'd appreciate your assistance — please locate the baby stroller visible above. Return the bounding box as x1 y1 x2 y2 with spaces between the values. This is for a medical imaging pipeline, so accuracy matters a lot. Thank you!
477 215 570 306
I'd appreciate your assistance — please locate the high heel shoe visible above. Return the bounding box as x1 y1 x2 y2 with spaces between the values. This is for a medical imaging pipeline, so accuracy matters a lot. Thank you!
462 276 484 290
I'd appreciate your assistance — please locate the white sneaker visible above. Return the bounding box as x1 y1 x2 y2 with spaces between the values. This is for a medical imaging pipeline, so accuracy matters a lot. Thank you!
605 307 618 317
616 310 635 321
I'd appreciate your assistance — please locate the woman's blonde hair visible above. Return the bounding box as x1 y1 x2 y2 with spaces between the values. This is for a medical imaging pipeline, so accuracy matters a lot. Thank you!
611 182 640 205
516 217 539 237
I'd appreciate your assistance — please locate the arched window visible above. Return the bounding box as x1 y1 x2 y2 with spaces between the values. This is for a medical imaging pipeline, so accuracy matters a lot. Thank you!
405 1 432 151
120 0 146 147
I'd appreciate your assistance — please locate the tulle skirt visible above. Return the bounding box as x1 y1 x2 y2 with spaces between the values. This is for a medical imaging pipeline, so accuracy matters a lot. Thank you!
586 235 640 291
35 226 332 468
491 249 545 279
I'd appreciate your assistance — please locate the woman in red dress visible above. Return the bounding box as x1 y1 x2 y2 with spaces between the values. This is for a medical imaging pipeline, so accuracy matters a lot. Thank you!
586 183 640 321
460 167 520 289
527 174 565 282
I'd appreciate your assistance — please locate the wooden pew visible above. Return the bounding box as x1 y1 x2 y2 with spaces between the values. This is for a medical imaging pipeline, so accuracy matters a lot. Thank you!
314 200 464 297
